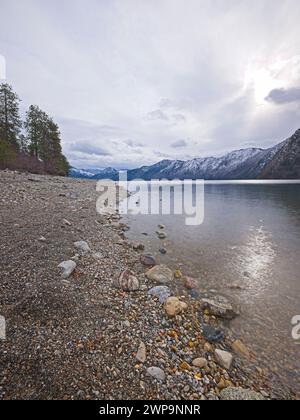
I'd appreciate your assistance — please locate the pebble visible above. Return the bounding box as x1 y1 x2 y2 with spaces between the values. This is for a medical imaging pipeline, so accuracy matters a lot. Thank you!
74 240 91 254
215 349 233 370
165 297 187 317
136 341 147 363
192 358 208 369
147 367 166 382
58 260 76 279
140 254 156 267
232 339 250 359
146 265 174 284
202 325 225 343
147 286 171 304
117 270 140 291
202 296 239 320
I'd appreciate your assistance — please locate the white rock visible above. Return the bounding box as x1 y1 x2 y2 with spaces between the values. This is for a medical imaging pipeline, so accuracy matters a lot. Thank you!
58 260 76 279
147 367 166 382
215 349 233 370
74 241 91 253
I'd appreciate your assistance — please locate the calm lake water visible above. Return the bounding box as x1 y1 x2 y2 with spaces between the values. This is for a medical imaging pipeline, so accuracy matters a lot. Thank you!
123 181 300 396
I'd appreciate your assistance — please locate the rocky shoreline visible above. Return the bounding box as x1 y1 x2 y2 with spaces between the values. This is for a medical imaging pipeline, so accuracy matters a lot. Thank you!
0 170 292 400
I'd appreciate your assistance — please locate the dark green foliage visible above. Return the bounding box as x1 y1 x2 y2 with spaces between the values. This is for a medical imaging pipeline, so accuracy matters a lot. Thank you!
0 83 69 176
0 83 22 148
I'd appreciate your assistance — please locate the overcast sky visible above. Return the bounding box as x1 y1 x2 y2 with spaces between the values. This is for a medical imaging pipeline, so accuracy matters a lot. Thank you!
1 0 300 169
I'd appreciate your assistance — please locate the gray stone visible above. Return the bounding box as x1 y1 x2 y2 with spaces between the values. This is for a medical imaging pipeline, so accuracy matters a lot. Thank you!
74 241 91 253
58 260 76 279
220 387 265 400
147 367 166 382
202 295 239 320
146 265 174 284
136 341 147 363
148 286 171 303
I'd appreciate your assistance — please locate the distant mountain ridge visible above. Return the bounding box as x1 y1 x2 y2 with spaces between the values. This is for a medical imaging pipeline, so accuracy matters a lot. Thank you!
70 129 300 180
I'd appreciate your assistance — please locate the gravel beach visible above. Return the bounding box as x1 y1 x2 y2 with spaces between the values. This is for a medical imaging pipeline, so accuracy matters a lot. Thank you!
0 170 291 400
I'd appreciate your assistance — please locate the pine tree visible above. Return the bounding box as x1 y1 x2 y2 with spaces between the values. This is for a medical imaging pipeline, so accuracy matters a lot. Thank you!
0 83 22 148
25 105 70 176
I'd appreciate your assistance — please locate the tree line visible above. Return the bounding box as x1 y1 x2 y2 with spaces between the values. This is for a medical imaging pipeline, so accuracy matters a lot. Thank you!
0 83 69 176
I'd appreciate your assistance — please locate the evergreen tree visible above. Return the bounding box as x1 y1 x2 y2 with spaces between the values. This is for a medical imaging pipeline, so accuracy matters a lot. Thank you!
25 105 69 175
0 83 22 148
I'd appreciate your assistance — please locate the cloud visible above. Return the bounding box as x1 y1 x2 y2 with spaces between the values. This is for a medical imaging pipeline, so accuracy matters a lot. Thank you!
69 141 112 157
146 109 169 121
265 87 300 104
1 0 300 168
170 139 188 148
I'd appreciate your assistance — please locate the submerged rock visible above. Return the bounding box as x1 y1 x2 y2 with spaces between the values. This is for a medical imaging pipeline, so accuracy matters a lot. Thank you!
202 325 225 343
220 387 265 400
148 286 171 303
146 265 174 284
201 295 239 320
156 231 167 240
232 339 251 359
58 260 76 279
159 247 167 255
140 254 156 267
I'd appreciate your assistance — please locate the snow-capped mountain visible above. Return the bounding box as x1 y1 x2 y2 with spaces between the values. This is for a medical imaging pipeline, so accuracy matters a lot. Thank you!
70 129 300 180
69 167 97 178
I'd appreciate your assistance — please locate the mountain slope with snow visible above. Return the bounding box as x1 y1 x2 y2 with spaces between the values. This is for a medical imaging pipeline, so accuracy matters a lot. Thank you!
70 129 300 180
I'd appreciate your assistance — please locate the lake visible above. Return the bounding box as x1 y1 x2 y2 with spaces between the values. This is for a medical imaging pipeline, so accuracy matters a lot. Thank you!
123 181 300 397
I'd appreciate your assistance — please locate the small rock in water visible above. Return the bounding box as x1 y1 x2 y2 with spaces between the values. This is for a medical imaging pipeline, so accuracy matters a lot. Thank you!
220 387 265 401
136 341 147 363
232 339 251 359
157 231 167 240
148 286 171 303
183 276 198 290
132 242 145 251
140 254 156 267
158 224 165 230
74 241 91 254
215 349 233 370
202 325 225 343
146 265 174 284
147 367 166 382
58 260 76 279
192 358 208 368
159 247 167 255
117 270 140 291
202 295 239 320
